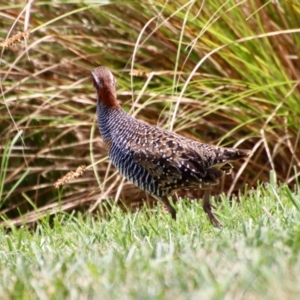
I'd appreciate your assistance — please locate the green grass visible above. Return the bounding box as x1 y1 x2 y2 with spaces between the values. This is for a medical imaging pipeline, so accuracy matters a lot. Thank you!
1 0 300 220
1 183 300 299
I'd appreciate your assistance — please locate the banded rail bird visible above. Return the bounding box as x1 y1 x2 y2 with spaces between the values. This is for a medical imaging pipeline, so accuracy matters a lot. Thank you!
91 66 250 227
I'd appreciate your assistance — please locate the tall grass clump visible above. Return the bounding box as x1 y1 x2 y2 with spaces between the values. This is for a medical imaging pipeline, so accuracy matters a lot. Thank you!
0 0 299 223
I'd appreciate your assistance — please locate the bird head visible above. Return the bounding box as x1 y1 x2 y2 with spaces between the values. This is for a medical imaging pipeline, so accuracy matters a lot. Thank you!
91 66 120 109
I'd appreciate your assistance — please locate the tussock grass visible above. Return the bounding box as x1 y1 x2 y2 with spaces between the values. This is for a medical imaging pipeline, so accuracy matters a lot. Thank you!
0 0 299 222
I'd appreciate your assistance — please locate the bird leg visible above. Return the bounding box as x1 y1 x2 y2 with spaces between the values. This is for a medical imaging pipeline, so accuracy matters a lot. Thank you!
202 189 222 228
155 196 177 220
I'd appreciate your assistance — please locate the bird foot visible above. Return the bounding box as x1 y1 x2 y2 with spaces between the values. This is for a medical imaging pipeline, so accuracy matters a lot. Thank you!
203 203 223 228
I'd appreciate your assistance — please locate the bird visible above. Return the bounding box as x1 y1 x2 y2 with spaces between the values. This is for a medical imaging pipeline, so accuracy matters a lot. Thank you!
91 66 250 227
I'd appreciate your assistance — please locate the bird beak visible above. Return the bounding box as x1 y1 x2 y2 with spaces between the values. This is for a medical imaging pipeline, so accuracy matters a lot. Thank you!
91 70 102 89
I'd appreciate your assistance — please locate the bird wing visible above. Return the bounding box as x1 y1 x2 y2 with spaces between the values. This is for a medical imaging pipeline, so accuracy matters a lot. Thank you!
130 129 221 187
131 137 183 185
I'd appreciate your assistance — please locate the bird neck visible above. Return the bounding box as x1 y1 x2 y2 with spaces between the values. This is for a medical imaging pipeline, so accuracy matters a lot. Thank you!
96 84 121 109
97 101 126 143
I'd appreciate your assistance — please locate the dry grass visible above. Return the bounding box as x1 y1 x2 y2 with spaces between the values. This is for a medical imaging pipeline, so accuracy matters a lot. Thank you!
0 0 299 224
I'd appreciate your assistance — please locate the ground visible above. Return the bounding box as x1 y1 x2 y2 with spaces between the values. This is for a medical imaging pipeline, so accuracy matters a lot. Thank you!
1 183 299 299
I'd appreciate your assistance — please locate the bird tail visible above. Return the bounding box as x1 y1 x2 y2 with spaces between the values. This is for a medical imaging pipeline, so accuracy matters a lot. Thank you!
211 149 250 175
228 149 251 160
214 148 251 165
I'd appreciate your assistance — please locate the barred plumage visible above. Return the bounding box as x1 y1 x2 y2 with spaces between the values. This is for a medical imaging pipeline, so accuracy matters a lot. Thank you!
92 66 250 226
